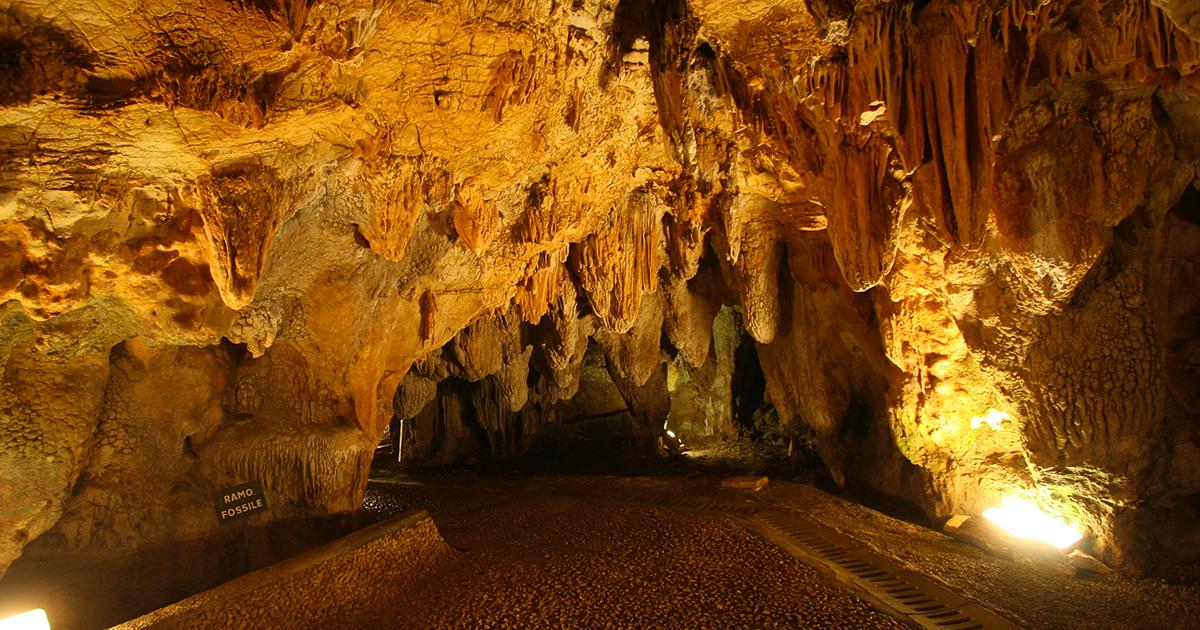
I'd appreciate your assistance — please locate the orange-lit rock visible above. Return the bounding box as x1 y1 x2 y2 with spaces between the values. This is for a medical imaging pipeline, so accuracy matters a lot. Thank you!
2 0 1199 582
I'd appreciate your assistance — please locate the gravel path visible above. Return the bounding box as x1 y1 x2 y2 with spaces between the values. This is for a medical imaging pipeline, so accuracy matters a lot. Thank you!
427 472 1199 630
360 486 910 629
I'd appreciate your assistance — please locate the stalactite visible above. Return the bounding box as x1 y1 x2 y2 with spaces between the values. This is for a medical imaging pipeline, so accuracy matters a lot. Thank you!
194 162 313 309
663 277 719 368
449 315 507 382
393 372 437 421
594 290 666 387
707 0 1200 293
539 280 591 402
545 279 583 372
482 51 538 123
514 247 569 324
419 289 438 343
451 177 499 255
571 188 664 332
731 219 784 344
358 156 452 262
663 212 706 280
517 174 579 245
496 345 533 412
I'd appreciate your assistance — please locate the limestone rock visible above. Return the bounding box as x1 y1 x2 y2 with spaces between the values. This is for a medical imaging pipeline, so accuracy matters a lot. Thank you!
2 0 1200 585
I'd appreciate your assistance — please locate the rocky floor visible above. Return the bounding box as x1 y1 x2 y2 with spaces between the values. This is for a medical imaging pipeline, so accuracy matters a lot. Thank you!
359 482 910 629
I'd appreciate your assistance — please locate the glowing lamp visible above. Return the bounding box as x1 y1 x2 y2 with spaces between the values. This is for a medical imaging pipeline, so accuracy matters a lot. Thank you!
983 496 1083 550
0 609 50 630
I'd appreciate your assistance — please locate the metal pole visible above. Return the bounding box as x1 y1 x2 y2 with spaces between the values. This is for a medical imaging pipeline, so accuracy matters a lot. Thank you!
397 419 405 463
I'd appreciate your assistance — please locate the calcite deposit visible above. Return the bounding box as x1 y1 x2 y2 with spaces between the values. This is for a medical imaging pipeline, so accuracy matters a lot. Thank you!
1 0 1198 582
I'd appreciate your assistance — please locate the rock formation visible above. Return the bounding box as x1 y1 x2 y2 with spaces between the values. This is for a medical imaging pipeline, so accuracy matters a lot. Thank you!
1 0 1198 582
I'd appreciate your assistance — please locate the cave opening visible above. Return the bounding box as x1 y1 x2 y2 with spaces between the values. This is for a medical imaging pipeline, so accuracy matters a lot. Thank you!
731 329 769 435
370 306 824 481
1171 181 1200 227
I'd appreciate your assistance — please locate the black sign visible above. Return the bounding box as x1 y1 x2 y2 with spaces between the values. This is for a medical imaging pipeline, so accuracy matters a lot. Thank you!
214 480 268 526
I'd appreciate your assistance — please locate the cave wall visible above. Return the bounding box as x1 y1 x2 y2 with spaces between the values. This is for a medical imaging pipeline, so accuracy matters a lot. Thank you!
1 0 1199 581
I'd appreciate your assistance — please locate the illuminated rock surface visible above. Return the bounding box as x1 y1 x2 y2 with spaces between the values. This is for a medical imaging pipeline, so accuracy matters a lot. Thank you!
1 0 1198 587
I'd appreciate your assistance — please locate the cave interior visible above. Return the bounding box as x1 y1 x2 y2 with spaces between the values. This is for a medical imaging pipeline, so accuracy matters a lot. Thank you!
1 0 1199 627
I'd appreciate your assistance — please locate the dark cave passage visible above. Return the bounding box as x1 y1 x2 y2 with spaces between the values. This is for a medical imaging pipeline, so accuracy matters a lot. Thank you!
370 305 823 480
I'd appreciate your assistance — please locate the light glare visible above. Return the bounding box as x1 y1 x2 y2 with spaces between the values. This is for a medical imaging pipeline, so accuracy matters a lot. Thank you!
0 609 50 630
983 495 1083 549
970 408 1009 430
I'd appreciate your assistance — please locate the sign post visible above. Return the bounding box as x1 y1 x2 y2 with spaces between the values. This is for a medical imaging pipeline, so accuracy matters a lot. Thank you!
214 481 269 574
213 480 269 525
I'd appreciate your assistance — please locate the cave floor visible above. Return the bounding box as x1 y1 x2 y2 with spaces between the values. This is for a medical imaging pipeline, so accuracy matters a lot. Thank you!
360 477 909 629
363 467 1200 630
